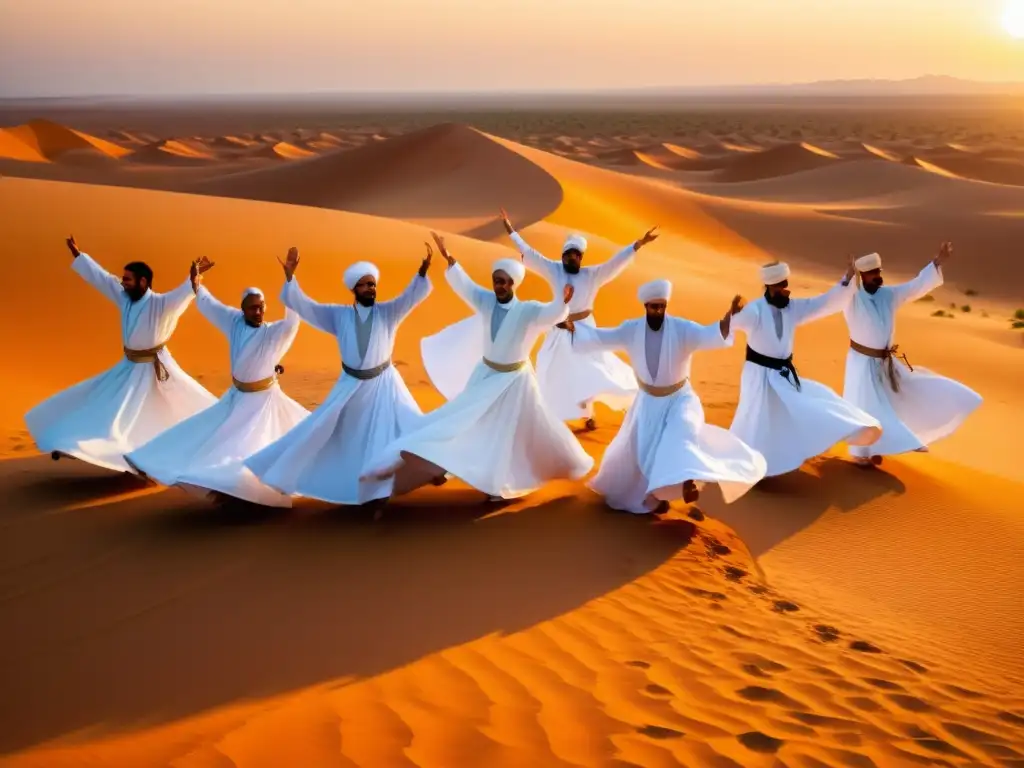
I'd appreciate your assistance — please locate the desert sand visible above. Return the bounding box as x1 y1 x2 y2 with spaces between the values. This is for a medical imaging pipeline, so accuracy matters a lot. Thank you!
0 102 1022 768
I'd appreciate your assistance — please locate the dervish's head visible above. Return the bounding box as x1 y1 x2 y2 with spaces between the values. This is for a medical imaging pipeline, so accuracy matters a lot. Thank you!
344 261 380 308
760 261 791 309
855 252 884 294
561 233 587 275
241 288 266 327
122 261 153 302
492 258 525 304
638 279 671 331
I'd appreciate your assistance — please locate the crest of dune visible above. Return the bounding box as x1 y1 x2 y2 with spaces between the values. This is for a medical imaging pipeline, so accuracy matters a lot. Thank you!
0 119 132 163
126 139 216 166
860 143 902 162
662 142 703 159
266 141 317 160
710 142 841 182
902 155 962 179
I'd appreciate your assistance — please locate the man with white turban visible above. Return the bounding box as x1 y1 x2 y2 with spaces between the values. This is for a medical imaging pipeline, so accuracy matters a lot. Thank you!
842 242 981 466
728 258 883 477
499 208 659 430
125 256 309 506
26 235 217 473
572 279 766 513
361 232 593 503
245 244 434 507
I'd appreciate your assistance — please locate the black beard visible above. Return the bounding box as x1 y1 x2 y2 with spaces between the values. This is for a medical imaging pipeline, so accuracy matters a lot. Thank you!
244 318 263 328
496 293 513 304
864 281 883 295
646 316 664 331
562 263 581 275
125 287 147 302
765 290 790 309
355 295 376 308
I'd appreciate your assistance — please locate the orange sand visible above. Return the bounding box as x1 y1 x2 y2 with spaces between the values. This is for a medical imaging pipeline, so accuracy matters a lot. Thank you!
0 113 1022 767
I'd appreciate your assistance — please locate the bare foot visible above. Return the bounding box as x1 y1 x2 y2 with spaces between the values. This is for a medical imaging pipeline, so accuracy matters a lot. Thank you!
682 480 700 504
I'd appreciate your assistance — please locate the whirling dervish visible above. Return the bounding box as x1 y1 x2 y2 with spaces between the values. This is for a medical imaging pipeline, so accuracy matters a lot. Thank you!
572 279 767 514
361 231 594 502
729 258 882 477
124 256 309 506
25 236 217 473
244 245 434 507
500 208 656 430
842 242 981 466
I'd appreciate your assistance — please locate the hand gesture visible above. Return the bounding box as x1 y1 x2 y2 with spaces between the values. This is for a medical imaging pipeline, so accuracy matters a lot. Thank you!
419 241 433 277
845 254 857 281
499 207 514 235
430 231 455 267
634 226 660 250
277 246 300 282
934 241 953 266
729 294 745 315
66 235 81 258
194 255 216 276
563 283 575 304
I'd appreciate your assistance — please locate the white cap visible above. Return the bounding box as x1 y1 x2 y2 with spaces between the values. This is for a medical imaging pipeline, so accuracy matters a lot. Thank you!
855 252 882 272
562 233 588 254
343 261 380 290
759 261 791 285
638 279 672 303
492 257 526 285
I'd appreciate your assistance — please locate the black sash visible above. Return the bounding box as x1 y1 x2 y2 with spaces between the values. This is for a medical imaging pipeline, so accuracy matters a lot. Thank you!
745 345 801 391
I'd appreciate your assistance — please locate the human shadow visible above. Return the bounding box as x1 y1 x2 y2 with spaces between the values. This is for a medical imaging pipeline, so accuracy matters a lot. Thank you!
0 458 691 755
699 455 907 559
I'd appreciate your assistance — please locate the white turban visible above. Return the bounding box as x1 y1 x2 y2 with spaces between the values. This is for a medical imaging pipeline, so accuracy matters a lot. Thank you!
343 261 380 291
638 279 672 304
855 252 882 272
562 233 588 254
241 287 264 302
759 261 791 286
492 257 526 285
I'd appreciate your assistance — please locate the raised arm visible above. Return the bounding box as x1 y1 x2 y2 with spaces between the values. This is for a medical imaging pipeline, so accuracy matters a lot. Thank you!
280 277 341 336
430 231 493 314
195 284 241 336
591 227 659 286
69 237 124 304
381 241 435 323
533 283 574 328
891 243 950 307
571 321 633 355
156 274 200 324
690 296 743 351
792 275 855 327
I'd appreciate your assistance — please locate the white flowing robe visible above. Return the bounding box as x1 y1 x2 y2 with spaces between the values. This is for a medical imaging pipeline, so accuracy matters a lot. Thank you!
25 253 217 472
125 286 309 506
508 230 639 420
573 316 767 512
729 279 882 477
362 263 594 499
244 273 431 505
843 263 982 458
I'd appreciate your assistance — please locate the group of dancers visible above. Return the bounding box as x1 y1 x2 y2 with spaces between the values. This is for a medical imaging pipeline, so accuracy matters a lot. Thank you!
25 213 983 516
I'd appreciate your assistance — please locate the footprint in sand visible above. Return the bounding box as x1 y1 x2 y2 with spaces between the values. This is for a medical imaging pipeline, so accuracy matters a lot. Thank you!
625 660 651 669
998 711 1024 726
685 587 727 601
941 684 985 699
863 678 904 691
742 663 772 678
813 624 841 642
723 565 747 581
772 599 800 613
737 731 785 753
643 683 672 698
847 696 884 712
636 724 683 739
748 585 769 595
887 693 932 712
899 659 928 674
738 686 807 709
849 639 883 653
687 507 705 521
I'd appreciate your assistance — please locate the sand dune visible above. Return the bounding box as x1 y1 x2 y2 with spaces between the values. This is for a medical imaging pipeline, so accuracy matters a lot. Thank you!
254 140 317 160
912 154 1024 186
710 142 841 182
0 119 132 163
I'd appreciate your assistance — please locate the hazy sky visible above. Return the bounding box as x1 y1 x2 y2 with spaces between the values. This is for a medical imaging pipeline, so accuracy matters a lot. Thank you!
1 0 1022 96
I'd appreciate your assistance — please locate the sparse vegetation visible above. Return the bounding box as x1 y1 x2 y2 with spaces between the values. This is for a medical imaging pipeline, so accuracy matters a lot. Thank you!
1013 320 1024 329
1015 309 1024 320
916 294 935 302
961 305 971 313
932 309 955 318
964 288 978 296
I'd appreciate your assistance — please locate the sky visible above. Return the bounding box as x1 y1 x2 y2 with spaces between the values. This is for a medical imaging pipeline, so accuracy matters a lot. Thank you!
1 0 1023 97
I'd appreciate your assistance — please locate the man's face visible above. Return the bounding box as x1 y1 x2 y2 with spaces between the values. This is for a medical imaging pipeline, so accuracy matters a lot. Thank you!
353 275 377 307
765 280 791 309
645 300 667 330
121 270 148 301
242 294 266 327
492 270 514 302
861 268 884 294
561 248 583 275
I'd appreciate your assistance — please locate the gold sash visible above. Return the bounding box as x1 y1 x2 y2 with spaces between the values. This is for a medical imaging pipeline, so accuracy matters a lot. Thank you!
637 378 689 397
483 357 526 373
124 344 169 382
342 359 392 380
849 340 913 393
233 375 277 393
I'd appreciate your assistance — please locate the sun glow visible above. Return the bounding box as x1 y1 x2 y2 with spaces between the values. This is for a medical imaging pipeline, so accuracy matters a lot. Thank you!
1003 0 1024 38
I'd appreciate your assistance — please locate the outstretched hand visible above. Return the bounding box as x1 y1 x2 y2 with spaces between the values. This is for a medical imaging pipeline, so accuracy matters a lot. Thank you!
430 231 456 267
933 241 953 267
189 256 216 292
277 246 300 282
66 235 80 259
634 226 659 250
419 241 433 277
729 294 745 315
844 253 857 283
499 207 514 235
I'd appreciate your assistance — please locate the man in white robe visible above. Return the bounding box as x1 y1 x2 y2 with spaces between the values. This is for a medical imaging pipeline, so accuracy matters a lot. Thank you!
729 259 883 477
25 235 217 473
361 232 594 502
842 242 981 466
125 256 310 506
573 280 767 514
244 245 434 507
500 209 658 430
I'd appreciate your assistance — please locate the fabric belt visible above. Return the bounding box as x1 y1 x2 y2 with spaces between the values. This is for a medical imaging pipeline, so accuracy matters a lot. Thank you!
483 357 526 373
849 339 913 393
745 345 801 391
342 359 392 380
233 375 277 393
124 344 169 382
555 309 593 331
638 377 689 397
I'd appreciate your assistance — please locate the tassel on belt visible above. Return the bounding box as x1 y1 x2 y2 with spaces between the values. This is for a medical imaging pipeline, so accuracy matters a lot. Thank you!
850 340 913 393
124 344 168 382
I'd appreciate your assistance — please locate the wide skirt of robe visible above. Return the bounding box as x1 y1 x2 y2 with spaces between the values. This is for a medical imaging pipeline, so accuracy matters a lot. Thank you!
729 362 882 477
590 385 767 513
361 361 594 499
244 368 423 505
125 384 310 507
535 319 638 421
25 352 217 473
843 351 981 459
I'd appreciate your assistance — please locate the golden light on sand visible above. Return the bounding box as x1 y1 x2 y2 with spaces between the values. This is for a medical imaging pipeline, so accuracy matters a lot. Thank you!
1003 0 1024 38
